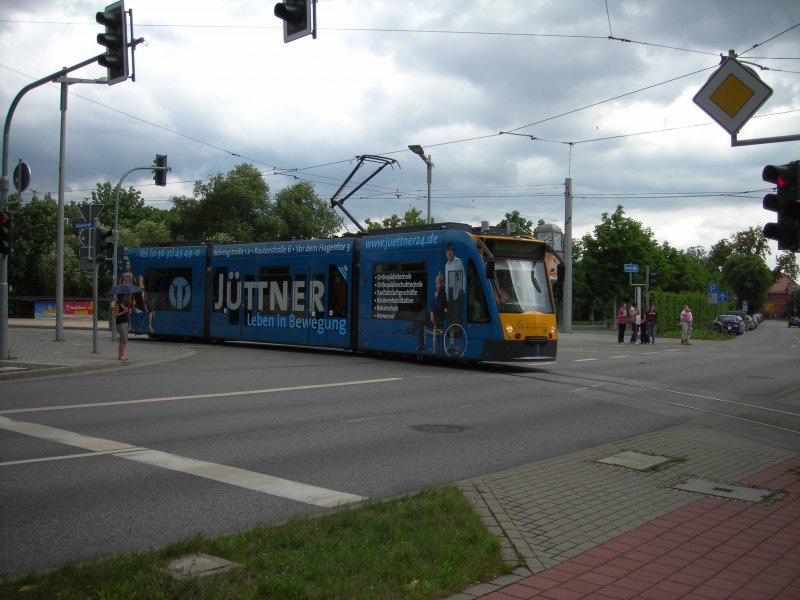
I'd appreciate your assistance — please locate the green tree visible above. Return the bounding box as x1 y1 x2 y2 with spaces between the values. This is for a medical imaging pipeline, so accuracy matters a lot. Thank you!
269 181 340 240
169 163 270 242
496 211 534 235
365 207 427 231
579 205 659 317
721 254 772 311
730 226 770 261
773 251 799 282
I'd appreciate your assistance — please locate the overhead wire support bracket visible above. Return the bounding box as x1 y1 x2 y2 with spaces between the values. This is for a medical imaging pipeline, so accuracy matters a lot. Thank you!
329 155 398 232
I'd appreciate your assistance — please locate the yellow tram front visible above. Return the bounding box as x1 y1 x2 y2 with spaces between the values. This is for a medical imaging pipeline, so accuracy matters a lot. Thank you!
474 233 559 362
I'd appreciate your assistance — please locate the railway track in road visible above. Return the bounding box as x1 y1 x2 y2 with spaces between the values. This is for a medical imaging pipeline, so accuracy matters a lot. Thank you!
491 365 800 438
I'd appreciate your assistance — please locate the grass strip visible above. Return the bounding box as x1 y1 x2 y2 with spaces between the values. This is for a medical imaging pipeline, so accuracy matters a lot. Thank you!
2 486 512 599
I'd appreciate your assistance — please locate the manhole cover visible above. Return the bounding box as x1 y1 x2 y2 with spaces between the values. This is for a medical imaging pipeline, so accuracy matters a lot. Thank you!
597 451 674 471
161 553 240 580
672 477 775 503
410 424 468 434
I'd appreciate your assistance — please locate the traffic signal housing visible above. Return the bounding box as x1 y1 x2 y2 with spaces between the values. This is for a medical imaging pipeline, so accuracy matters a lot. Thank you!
153 154 168 187
762 161 800 252
0 211 10 256
94 227 113 261
274 0 314 43
96 1 129 85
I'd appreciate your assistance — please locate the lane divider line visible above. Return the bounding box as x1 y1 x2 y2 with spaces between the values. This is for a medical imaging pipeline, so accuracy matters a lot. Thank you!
0 416 365 507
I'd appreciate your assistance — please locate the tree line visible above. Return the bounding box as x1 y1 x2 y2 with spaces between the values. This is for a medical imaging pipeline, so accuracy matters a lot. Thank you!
5 163 798 321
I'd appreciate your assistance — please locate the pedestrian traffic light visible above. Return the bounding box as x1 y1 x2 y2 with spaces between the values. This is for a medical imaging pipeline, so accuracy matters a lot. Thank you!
94 227 113 260
153 154 168 187
0 211 10 256
96 1 129 85
274 0 314 43
762 161 800 252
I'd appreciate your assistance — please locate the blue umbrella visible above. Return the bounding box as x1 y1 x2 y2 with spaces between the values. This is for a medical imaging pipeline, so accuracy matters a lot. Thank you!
107 282 141 296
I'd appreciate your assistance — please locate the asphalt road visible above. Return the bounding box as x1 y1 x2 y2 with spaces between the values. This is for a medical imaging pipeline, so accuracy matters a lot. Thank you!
1 320 798 577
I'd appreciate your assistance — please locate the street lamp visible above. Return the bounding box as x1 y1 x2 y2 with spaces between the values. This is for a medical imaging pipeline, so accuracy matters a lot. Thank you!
408 144 433 224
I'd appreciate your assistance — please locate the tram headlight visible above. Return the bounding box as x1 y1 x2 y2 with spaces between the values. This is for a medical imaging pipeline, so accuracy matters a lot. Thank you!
505 325 514 336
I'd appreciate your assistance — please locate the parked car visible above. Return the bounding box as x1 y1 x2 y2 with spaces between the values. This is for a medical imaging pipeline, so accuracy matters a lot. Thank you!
713 314 744 335
721 311 750 332
789 316 800 328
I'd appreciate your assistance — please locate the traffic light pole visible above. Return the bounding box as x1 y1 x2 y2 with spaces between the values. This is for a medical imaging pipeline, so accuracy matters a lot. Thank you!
109 164 169 341
0 56 105 358
0 36 144 358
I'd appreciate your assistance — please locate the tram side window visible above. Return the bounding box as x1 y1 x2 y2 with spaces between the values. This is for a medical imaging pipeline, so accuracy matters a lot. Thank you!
146 267 192 312
311 273 325 316
212 267 227 313
468 260 490 323
372 261 426 321
329 265 348 317
259 266 291 316
293 273 306 319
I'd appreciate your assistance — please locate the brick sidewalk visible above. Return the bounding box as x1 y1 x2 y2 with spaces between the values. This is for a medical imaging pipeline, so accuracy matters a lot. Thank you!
453 425 800 600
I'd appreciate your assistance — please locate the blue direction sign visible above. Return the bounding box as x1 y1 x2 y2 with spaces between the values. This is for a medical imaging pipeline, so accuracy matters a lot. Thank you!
624 263 639 273
718 291 729 303
73 221 94 231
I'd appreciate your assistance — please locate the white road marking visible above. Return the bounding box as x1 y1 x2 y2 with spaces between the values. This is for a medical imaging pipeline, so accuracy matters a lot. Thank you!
0 416 365 507
573 358 598 362
0 378 403 415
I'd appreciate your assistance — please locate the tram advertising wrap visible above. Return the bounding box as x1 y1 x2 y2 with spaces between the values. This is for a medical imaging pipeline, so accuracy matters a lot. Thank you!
123 224 559 362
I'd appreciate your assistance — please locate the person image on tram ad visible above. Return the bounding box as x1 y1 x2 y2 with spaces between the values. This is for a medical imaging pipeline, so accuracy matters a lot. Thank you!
120 259 134 285
134 274 155 334
429 272 447 351
617 302 627 344
407 272 447 352
646 303 658 345
113 294 132 360
680 304 693 345
629 302 640 344
444 243 465 357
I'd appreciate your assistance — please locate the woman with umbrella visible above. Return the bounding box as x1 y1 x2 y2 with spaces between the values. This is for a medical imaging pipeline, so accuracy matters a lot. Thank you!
113 294 132 360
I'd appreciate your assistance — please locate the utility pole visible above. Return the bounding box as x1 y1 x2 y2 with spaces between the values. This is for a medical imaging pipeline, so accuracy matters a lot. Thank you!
563 177 573 333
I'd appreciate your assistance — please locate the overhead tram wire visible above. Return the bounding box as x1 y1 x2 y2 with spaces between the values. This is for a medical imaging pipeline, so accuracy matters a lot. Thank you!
3 19 795 209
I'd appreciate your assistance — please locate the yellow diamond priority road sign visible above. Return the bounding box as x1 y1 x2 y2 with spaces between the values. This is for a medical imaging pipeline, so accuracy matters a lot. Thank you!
693 57 772 135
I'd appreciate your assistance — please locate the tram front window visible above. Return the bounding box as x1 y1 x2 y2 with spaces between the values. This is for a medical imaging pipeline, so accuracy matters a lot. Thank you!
493 259 552 314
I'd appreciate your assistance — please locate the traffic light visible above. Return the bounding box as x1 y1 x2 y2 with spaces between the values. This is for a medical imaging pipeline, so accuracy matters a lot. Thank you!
762 161 800 252
274 0 314 43
94 227 113 260
153 154 168 187
0 211 10 256
96 1 129 85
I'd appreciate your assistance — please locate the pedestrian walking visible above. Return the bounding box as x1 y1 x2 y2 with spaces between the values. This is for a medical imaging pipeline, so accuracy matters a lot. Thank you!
646 304 658 344
680 304 693 345
629 303 639 343
113 294 131 360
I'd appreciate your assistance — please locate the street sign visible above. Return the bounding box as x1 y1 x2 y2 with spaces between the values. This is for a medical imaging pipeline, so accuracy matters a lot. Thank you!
13 161 31 192
77 203 103 222
73 221 94 230
624 264 639 273
708 293 718 304
693 57 772 135
718 291 729 303
708 283 718 294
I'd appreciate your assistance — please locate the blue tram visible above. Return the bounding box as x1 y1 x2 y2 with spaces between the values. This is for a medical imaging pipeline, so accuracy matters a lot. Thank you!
124 223 559 362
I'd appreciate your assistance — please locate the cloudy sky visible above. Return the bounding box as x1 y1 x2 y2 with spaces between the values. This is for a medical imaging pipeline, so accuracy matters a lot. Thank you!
1 0 798 264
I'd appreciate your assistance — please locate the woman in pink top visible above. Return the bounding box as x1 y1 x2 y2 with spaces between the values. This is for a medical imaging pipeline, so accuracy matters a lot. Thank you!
617 303 627 344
